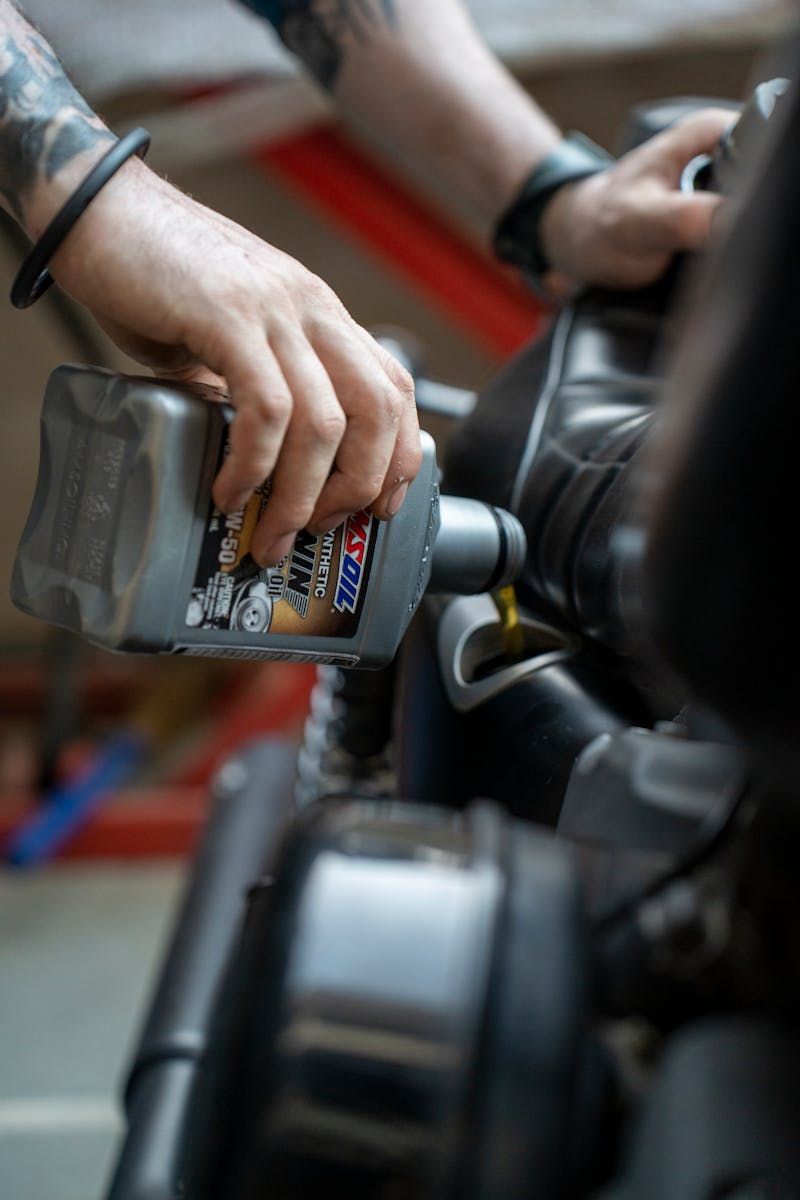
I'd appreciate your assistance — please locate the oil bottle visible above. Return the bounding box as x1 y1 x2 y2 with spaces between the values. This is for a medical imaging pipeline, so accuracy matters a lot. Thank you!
12 365 525 668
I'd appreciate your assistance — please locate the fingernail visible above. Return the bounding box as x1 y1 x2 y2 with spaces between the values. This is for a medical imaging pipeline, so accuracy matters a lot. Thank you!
387 480 409 517
254 530 297 566
308 511 351 536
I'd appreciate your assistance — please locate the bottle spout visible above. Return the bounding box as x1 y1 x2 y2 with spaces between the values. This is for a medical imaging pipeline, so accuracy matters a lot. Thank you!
428 496 527 595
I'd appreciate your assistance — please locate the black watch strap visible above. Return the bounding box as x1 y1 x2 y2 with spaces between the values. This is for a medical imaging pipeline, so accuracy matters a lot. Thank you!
492 132 614 286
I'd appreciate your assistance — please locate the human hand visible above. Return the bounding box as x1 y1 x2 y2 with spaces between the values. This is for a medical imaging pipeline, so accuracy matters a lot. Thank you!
539 108 738 295
48 159 421 565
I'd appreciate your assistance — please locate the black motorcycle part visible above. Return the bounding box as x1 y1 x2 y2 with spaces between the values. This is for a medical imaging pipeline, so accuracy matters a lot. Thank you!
393 604 468 808
396 599 656 823
179 800 592 1200
105 738 296 1200
461 661 656 825
556 727 751 1024
295 663 399 808
610 1020 800 1200
443 272 673 659
558 727 746 922
643 62 800 783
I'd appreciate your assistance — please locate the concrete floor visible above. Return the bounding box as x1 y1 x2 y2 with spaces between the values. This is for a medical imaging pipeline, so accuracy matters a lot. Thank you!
0 864 183 1200
0 25 782 1200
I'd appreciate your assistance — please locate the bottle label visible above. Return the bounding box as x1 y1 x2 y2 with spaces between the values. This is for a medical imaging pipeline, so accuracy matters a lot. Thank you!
185 474 379 641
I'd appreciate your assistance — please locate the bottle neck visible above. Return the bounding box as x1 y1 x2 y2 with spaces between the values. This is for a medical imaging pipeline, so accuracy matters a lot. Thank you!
429 496 526 595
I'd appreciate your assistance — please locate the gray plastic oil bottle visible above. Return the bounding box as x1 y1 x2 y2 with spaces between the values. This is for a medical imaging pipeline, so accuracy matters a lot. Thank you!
11 365 525 668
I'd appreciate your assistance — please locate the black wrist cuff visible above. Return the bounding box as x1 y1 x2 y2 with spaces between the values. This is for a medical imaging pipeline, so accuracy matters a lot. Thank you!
492 132 614 287
10 127 151 310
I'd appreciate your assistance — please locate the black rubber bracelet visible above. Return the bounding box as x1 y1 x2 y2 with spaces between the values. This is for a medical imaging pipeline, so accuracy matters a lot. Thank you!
492 131 614 289
10 126 151 310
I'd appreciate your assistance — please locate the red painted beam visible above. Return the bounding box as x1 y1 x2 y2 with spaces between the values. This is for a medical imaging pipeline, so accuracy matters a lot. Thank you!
256 126 548 357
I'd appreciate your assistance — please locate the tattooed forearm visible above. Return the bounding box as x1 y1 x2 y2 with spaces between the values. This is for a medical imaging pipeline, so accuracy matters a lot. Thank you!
0 11 112 221
243 0 396 90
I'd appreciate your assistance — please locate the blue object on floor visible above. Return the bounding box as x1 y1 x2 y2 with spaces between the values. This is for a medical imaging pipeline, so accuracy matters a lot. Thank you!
3 731 147 868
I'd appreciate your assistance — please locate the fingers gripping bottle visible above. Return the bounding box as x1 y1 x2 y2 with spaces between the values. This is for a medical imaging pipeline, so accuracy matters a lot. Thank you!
11 366 526 669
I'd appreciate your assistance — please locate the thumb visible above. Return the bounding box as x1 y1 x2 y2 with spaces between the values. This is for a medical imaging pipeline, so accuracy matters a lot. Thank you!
645 187 725 253
654 107 739 185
